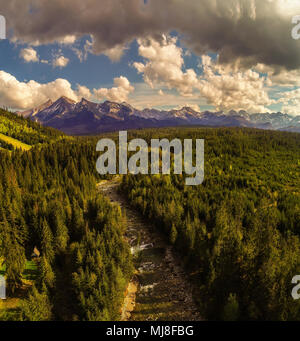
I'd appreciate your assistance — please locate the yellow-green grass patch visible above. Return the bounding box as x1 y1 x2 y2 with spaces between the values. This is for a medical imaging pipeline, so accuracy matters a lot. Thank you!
0 260 39 321
0 133 32 151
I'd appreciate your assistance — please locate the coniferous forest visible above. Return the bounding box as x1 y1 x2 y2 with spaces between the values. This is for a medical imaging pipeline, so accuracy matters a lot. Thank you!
120 127 300 321
0 109 133 321
1 109 300 321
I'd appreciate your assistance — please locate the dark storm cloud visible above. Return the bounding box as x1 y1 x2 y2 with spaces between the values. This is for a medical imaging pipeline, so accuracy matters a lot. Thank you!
1 0 300 70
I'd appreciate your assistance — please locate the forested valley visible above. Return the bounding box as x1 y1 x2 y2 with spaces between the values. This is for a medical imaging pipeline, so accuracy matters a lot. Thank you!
120 127 300 321
1 107 300 321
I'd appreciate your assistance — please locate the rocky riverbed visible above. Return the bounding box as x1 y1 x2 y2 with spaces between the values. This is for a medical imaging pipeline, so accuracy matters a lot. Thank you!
98 178 202 321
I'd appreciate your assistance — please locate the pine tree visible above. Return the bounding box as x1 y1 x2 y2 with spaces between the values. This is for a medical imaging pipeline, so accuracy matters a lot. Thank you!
41 219 54 263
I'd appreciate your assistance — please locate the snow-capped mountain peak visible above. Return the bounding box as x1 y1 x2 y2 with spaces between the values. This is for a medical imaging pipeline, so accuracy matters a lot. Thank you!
17 97 300 135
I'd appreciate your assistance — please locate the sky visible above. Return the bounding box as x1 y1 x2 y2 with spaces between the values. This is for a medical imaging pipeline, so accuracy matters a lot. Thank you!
1 0 300 115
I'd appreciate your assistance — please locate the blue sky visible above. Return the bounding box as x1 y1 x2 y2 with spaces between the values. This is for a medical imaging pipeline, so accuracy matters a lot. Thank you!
0 39 142 87
0 34 214 111
0 34 202 92
0 0 300 115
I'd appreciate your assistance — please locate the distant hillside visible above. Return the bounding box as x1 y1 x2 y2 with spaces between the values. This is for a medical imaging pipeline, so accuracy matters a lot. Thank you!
279 126 300 133
17 97 300 135
0 108 64 151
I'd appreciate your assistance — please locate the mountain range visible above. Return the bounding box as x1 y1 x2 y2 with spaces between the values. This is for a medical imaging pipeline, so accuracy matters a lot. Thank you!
17 96 300 135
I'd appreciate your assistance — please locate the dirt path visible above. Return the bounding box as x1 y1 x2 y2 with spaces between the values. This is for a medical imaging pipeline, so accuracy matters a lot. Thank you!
98 178 202 321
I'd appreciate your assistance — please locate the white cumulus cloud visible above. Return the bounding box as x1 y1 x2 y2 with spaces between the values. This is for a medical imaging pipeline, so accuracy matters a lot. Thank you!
103 44 128 62
20 47 39 63
93 76 135 103
277 88 300 115
0 71 77 109
133 35 273 113
53 55 70 68
134 35 198 97
197 56 273 113
0 71 134 110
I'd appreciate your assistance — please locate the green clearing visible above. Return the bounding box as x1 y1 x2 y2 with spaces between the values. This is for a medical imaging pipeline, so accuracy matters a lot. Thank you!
0 260 39 321
0 260 39 280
